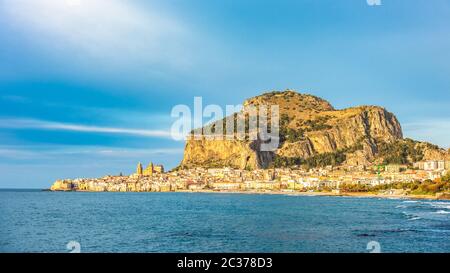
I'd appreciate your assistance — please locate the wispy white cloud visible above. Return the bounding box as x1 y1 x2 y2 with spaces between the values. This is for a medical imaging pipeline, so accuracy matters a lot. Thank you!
39 102 175 128
0 118 177 138
1 0 194 72
0 145 183 160
403 119 450 149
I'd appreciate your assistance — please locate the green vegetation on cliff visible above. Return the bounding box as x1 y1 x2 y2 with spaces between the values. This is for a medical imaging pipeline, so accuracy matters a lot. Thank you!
377 138 439 165
273 141 364 169
273 150 346 169
279 114 333 144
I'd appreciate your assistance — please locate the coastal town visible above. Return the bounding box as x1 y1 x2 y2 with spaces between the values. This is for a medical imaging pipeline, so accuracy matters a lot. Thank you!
48 91 450 199
50 159 450 199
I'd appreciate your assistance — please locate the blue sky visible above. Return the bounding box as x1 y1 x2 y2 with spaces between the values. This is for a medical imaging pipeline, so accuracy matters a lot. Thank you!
0 0 449 188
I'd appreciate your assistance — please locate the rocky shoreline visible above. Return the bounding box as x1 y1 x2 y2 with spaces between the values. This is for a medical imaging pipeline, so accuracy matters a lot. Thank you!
47 187 450 201
176 189 444 200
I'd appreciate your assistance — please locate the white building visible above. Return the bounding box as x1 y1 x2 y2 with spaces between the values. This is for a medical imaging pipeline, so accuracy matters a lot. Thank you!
423 160 445 171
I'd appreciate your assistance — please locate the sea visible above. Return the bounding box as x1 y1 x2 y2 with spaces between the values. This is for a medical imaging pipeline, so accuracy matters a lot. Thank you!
1 189 449 253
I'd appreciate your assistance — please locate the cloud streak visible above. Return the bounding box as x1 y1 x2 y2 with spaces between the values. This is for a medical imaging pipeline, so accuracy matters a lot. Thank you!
0 145 183 160
0 118 176 138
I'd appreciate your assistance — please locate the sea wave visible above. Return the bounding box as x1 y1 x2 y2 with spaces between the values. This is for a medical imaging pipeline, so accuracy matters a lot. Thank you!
435 210 450 214
402 211 421 221
425 202 450 210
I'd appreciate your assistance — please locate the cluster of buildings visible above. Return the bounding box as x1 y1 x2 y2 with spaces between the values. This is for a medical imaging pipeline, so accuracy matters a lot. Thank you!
413 160 450 171
413 160 450 180
50 159 450 193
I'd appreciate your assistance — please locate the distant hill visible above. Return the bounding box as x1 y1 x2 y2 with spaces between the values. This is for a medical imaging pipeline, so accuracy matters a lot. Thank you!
180 90 448 170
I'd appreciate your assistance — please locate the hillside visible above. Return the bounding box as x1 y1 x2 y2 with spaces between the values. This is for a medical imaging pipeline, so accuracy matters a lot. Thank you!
180 90 447 170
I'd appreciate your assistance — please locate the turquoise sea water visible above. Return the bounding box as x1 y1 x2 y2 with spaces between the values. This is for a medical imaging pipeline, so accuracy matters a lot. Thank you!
0 190 449 253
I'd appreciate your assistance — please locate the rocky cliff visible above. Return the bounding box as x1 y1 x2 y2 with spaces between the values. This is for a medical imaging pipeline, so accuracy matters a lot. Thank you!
180 90 445 169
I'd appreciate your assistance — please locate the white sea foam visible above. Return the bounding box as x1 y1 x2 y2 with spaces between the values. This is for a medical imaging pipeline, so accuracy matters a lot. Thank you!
425 202 450 210
435 210 450 214
401 210 423 221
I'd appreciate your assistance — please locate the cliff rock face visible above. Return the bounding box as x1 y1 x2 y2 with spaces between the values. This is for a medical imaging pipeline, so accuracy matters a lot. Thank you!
180 90 416 169
276 106 403 158
181 139 274 170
